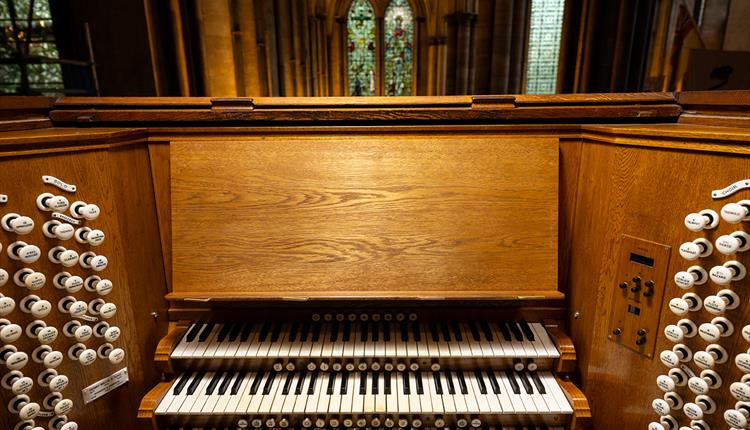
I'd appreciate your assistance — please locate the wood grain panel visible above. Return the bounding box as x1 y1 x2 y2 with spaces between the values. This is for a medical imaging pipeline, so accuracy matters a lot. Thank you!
566 141 750 430
171 136 558 298
0 138 166 430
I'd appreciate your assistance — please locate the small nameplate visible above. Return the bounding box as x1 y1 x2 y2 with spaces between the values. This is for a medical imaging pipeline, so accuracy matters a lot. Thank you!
76 315 99 322
680 363 696 378
36 411 54 418
43 175 77 193
712 179 750 199
82 367 129 404
51 212 81 225
0 194 6 203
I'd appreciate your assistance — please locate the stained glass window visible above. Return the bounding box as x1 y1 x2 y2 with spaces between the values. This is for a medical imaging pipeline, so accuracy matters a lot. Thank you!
525 0 565 94
0 0 63 95
383 0 413 96
347 0 376 96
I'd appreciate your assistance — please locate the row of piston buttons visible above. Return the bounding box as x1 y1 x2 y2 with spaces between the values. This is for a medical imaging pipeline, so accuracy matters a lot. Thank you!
238 415 482 429
674 261 746 288
312 313 419 322
683 199 750 232
679 232 750 259
271 359 536 373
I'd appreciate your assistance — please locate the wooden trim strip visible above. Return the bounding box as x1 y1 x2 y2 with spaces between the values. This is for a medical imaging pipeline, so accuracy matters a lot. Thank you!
154 321 188 375
164 290 566 301
137 381 171 425
545 325 577 374
557 377 592 430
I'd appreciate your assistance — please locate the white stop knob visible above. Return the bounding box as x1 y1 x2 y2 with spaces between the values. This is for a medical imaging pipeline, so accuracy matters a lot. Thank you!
70 201 100 220
2 214 34 235
716 232 750 254
721 200 750 223
710 260 746 284
95 279 113 296
43 220 75 240
679 238 713 260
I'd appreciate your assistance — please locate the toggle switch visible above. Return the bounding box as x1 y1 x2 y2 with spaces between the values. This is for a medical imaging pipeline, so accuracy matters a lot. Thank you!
730 375 750 402
1 213 34 235
69 200 100 220
35 193 69 213
679 238 713 260
42 220 75 241
721 199 750 223
684 209 720 232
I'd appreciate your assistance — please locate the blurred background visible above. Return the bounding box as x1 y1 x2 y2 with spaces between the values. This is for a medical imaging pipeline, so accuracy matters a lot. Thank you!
1 0 748 97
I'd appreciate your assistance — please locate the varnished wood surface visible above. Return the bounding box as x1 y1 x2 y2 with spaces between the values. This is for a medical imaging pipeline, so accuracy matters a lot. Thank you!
564 140 750 429
556 377 592 430
170 135 558 299
0 139 167 430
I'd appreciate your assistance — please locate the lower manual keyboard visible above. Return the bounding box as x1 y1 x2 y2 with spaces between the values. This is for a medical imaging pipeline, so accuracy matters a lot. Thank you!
155 369 573 428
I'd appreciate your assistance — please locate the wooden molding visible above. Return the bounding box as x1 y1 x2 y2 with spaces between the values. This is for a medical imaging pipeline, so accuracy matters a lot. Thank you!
546 325 577 374
137 381 171 425
557 376 592 429
154 321 189 375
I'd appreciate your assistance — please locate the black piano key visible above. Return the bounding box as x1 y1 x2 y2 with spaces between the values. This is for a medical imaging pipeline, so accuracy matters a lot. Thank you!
330 321 339 342
451 321 463 342
288 321 299 342
307 371 318 395
282 372 295 395
402 372 411 395
185 323 203 342
217 324 233 342
258 322 272 342
198 322 215 342
412 322 421 342
505 370 520 394
311 322 322 342
360 322 368 342
340 371 349 395
218 371 235 395
480 321 494 341
249 371 265 395
173 372 193 395
186 371 205 395
456 371 468 395
517 371 533 394
383 321 391 341
372 372 379 394
227 323 242 342
432 372 443 395
326 372 337 395
474 370 487 394
400 322 409 342
529 371 546 394
299 322 311 342
206 371 224 395
262 371 278 395
271 322 284 342
239 323 254 342
415 372 424 395
497 321 512 341
295 371 308 395
440 321 451 341
508 320 524 341
342 320 352 342
384 371 392 395
519 320 536 341
230 371 246 395
487 371 501 394
429 322 439 341
372 321 380 342
468 321 481 342
359 372 367 395
444 370 456 394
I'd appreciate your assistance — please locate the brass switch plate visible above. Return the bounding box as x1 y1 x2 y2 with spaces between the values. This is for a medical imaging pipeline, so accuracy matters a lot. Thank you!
607 235 671 357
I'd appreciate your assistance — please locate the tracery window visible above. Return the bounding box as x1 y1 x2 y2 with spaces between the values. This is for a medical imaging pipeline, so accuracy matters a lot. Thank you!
525 0 565 94
346 0 415 96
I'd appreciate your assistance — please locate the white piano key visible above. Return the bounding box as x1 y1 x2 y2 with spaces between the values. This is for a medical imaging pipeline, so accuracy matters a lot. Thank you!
396 372 410 412
406 372 421 414
200 372 227 413
364 324 376 357
461 322 483 358
202 325 225 357
418 372 433 413
364 372 376 413
513 372 538 413
266 323 287 358
532 323 560 357
497 371 522 414
315 372 332 414
487 324 512 357
218 372 251 414
466 371 490 413
279 372 299 412
240 324 263 358
415 325 430 358
351 372 364 414
292 372 312 414
543 373 573 414
155 376 184 414
190 325 221 357
480 371 503 413
523 372 549 413
375 372 387 413
306 372 324 415
245 372 267 414
353 324 365 358
257 372 283 414
309 324 326 358
435 373 454 414
385 372 398 413
342 324 355 358
235 372 259 414
453 323 473 357
178 372 212 414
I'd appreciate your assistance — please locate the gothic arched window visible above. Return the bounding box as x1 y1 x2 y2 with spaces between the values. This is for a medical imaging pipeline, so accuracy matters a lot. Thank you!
346 0 415 96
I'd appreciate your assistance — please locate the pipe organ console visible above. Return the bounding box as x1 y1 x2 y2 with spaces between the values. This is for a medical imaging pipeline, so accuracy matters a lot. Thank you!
0 92 749 430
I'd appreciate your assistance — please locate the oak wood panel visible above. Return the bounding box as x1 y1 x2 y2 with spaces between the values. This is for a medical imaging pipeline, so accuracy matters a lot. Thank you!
0 137 166 430
566 141 750 429
170 136 558 299
148 143 172 291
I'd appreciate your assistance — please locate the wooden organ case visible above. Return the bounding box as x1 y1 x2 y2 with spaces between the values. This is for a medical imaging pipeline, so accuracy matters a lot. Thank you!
0 91 749 430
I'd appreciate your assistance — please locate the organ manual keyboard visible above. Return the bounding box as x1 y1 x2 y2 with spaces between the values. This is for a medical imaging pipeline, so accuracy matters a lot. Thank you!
8 92 750 430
